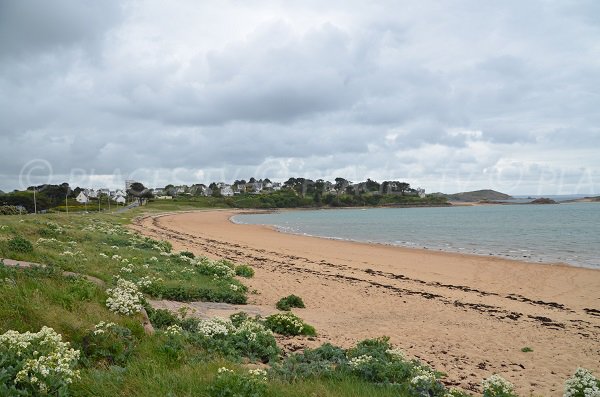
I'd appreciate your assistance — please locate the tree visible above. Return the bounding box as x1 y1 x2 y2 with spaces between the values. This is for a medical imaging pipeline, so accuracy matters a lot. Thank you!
334 178 350 195
127 182 151 204
365 178 380 192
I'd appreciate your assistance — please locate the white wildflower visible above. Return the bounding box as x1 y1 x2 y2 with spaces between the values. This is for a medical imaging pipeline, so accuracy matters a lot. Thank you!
105 279 144 315
197 317 233 337
165 325 183 336
348 354 374 368
564 368 600 397
482 374 515 396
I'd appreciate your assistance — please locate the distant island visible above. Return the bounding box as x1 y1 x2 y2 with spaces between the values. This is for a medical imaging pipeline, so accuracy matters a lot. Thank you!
432 189 512 202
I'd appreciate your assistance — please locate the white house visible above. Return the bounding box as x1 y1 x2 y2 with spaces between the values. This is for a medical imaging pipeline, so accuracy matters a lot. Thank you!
220 185 234 196
115 195 126 204
84 189 97 199
246 182 263 194
76 192 89 204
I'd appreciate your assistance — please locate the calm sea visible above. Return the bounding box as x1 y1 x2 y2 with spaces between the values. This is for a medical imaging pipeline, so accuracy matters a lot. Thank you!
232 203 600 269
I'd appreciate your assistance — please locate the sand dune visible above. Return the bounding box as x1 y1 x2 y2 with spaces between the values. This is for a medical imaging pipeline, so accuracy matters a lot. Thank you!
130 209 600 396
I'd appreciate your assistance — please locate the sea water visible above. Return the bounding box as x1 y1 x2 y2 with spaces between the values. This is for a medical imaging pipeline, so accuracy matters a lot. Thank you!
232 202 600 269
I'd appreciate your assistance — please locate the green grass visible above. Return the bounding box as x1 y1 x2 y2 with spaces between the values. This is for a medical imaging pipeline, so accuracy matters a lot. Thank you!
0 212 467 396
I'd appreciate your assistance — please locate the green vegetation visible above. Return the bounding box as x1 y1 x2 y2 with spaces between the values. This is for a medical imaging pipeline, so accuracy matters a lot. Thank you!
520 347 533 353
235 264 255 278
264 312 316 336
7 235 34 253
434 189 512 202
0 211 598 397
0 205 22 215
276 294 305 311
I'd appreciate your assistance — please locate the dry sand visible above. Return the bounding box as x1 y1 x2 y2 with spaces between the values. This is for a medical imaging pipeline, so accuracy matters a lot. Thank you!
131 209 600 396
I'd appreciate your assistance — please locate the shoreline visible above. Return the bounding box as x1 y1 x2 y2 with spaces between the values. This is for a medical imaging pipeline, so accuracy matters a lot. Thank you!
131 209 600 396
229 207 598 270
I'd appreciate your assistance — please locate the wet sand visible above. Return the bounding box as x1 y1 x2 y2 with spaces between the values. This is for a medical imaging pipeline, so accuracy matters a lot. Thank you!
130 209 600 396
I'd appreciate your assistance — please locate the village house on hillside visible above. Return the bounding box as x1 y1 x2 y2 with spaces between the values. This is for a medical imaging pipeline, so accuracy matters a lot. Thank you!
76 191 89 204
219 184 234 197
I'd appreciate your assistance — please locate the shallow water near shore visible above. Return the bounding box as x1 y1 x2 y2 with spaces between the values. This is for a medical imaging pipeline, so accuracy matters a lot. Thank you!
232 202 600 269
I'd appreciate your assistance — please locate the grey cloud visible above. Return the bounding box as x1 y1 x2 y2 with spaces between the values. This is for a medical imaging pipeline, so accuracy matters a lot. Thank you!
0 0 122 59
0 0 599 194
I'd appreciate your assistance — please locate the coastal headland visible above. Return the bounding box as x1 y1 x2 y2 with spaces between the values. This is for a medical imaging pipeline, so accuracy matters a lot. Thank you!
131 209 600 396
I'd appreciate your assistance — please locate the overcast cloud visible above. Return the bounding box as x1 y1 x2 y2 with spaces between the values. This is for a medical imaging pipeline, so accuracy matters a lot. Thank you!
1 0 599 194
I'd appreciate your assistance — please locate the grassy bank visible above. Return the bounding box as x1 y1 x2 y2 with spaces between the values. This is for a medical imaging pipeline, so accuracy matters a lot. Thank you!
0 211 597 397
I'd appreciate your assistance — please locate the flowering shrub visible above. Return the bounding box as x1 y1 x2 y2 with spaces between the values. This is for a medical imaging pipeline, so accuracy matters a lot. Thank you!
188 314 279 363
232 319 279 362
345 337 414 384
482 374 517 397
348 354 374 369
105 278 144 315
0 327 80 396
81 322 136 367
197 317 234 338
408 365 446 397
209 367 268 397
264 312 316 336
165 324 183 336
564 368 600 397
195 257 236 279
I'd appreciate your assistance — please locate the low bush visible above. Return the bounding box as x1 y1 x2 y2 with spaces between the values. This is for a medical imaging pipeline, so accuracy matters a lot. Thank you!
105 279 144 315
179 251 195 259
520 347 533 352
195 258 236 279
209 367 268 397
81 322 136 367
0 327 80 396
145 307 181 329
189 315 279 363
264 312 316 336
0 205 22 215
563 368 599 397
482 374 517 397
141 283 247 304
272 343 347 381
276 294 305 311
7 235 33 253
235 264 254 278
345 337 417 384
159 325 187 362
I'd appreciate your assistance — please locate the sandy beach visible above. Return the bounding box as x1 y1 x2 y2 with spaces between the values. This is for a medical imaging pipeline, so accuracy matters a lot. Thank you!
131 209 600 396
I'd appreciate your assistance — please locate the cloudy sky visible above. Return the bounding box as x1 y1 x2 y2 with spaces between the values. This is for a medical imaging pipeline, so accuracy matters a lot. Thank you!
1 0 599 194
